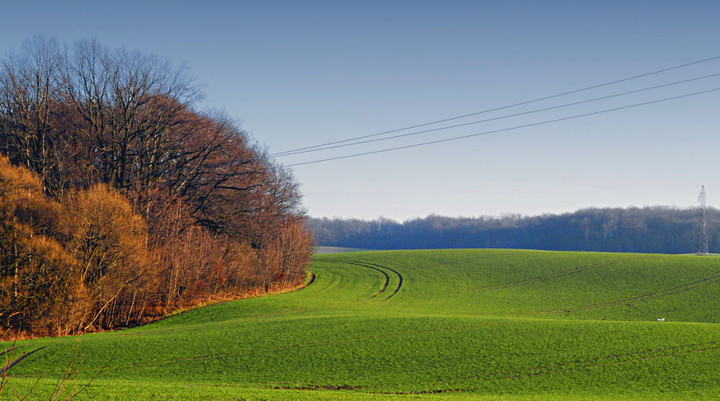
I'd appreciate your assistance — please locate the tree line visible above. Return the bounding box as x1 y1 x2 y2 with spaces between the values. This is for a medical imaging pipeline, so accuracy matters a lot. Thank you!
0 37 313 338
309 206 717 254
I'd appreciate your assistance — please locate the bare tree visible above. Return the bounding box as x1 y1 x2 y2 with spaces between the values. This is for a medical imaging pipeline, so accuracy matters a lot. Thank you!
58 39 199 191
0 36 63 190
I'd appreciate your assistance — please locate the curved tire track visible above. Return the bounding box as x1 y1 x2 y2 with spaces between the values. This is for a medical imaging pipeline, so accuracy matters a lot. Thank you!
364 262 403 300
351 262 390 300
349 261 403 301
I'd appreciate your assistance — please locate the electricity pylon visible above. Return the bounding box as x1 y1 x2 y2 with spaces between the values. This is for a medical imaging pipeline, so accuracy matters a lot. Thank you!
699 185 709 256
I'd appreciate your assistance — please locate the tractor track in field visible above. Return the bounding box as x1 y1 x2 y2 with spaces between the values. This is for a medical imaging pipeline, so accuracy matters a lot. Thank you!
349 261 403 300
364 262 404 299
459 261 618 293
539 271 720 315
303 271 316 288
102 262 411 374
351 262 389 299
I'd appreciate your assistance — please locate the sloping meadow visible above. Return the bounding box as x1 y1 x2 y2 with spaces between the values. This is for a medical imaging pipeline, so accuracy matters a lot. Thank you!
4 249 720 400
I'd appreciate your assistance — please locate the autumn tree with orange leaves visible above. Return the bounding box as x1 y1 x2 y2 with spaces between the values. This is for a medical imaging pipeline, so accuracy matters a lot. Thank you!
0 37 313 338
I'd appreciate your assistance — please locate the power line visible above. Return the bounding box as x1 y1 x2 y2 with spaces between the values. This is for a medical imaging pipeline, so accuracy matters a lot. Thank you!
272 55 720 157
277 72 720 157
287 86 720 167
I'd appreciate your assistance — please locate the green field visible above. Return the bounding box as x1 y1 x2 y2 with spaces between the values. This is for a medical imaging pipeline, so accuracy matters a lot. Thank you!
4 249 720 400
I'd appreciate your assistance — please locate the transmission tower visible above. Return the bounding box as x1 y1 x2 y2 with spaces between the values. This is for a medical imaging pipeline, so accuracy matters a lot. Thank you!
698 185 709 255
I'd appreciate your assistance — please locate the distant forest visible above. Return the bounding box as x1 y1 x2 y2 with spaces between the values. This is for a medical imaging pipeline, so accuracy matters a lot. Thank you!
308 207 719 254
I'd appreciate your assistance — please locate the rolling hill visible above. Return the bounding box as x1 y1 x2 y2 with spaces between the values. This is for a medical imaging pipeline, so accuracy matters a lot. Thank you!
4 249 720 400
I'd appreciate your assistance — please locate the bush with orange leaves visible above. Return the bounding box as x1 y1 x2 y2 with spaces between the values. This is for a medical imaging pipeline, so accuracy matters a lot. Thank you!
66 185 159 332
0 158 159 337
0 156 78 336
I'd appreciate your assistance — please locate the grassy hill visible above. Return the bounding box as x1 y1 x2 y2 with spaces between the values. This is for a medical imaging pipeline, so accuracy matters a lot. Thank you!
4 249 720 400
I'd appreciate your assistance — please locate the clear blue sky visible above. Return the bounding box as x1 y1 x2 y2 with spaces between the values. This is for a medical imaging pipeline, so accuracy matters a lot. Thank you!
3 1 720 220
